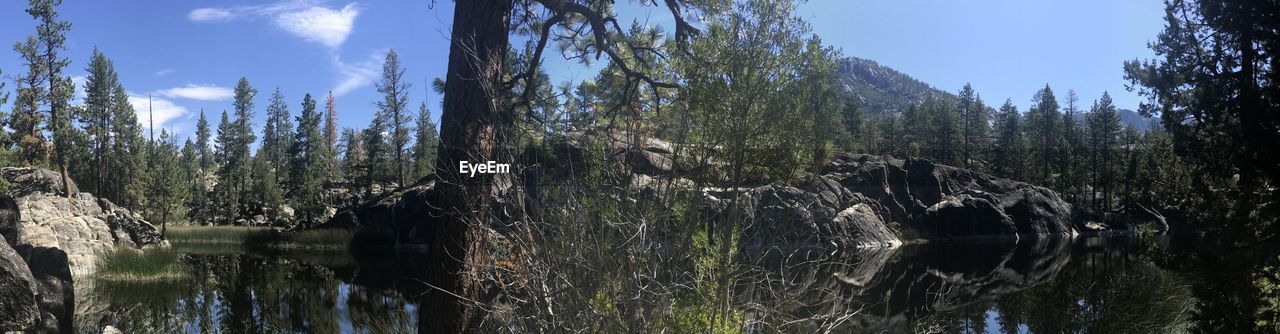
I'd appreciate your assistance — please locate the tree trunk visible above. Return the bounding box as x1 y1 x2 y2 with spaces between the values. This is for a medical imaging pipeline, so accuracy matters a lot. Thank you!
421 0 512 333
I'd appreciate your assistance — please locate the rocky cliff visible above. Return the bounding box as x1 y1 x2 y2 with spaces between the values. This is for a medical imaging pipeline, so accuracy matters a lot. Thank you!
0 167 167 332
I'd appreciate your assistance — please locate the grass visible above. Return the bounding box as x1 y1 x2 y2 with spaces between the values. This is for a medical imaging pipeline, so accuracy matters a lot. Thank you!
95 248 188 282
165 226 355 251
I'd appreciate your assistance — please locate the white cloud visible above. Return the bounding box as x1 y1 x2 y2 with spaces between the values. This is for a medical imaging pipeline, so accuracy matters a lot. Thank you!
274 4 359 48
189 8 236 22
188 1 359 49
331 50 383 96
156 84 234 101
70 75 88 105
154 69 174 77
128 95 189 132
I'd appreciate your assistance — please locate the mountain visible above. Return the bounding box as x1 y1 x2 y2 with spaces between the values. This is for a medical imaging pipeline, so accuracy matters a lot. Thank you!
835 56 1156 131
836 57 955 116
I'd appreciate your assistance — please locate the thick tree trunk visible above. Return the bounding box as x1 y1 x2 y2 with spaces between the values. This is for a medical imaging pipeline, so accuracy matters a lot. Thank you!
421 0 512 333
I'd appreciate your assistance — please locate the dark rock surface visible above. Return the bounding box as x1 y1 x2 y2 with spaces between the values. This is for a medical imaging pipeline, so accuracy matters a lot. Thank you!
0 233 39 332
821 153 1075 240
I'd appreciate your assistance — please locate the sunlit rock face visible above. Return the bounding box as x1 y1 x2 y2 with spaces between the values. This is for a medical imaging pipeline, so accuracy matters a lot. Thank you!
0 167 167 276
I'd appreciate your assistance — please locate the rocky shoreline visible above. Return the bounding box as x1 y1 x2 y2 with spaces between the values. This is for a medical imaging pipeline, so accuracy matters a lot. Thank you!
318 133 1086 253
0 167 166 332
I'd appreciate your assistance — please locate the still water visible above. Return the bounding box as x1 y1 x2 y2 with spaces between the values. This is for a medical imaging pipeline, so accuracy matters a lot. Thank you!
78 235 1277 333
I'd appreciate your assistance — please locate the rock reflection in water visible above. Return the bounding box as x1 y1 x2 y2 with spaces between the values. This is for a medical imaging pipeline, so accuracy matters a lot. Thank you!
79 252 417 333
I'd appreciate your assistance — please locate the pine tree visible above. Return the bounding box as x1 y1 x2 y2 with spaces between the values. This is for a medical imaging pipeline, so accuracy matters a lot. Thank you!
840 100 863 152
213 111 235 223
11 36 48 166
411 101 439 181
217 77 258 222
261 87 293 183
290 93 327 223
1026 84 1060 185
1086 92 1121 211
1060 90 1085 200
993 99 1025 180
181 139 201 226
957 83 977 167
26 0 76 197
190 110 212 224
80 47 117 195
362 111 392 196
928 96 960 164
250 153 283 222
340 128 365 185
376 49 412 187
147 130 188 233
323 91 339 179
109 82 147 209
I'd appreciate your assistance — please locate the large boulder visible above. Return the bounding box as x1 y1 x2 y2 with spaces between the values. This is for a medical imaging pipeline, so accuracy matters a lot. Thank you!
0 167 167 276
923 194 1017 239
0 237 39 332
822 153 1075 239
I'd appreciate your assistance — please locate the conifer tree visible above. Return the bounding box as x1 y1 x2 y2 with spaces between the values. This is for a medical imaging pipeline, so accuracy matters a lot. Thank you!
323 91 339 179
840 100 863 152
148 130 188 233
411 101 439 181
80 48 117 195
213 110 236 223
1026 84 1060 185
261 87 293 182
109 82 147 209
1060 89 1085 199
189 110 212 224
26 0 76 197
290 93 327 223
362 111 392 196
11 36 48 166
993 99 1025 180
376 49 412 186
1086 92 1121 211
340 128 365 185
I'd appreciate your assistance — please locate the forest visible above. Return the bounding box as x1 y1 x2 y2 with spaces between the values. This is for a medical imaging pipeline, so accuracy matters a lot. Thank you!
0 0 1277 333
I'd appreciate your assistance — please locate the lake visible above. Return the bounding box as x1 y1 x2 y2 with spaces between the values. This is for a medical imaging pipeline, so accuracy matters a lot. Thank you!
77 234 1277 333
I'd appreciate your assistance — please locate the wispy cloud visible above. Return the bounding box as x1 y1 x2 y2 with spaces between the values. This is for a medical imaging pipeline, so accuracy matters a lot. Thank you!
154 69 174 77
331 50 383 96
156 84 234 101
129 94 189 132
188 8 235 22
188 1 360 49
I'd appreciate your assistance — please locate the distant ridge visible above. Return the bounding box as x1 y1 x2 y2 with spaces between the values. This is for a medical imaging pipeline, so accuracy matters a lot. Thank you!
835 56 1155 130
836 57 955 116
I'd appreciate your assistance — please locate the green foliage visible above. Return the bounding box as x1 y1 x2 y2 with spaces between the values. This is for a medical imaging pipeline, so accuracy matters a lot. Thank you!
376 49 412 186
261 87 293 182
678 0 828 185
147 130 190 229
410 102 438 181
992 99 1026 180
96 248 187 282
289 93 327 223
1124 0 1280 223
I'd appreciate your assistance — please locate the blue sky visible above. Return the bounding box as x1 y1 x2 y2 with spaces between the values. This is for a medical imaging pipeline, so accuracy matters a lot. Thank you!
0 1 1165 142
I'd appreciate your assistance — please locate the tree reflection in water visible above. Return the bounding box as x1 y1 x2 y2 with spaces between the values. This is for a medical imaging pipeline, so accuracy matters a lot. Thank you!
75 234 1280 333
83 251 417 333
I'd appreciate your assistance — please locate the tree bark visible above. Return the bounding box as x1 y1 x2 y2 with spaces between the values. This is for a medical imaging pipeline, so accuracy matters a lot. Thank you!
421 0 512 333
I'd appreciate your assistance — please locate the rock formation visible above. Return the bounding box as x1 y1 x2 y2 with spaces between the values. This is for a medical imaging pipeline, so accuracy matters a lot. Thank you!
0 167 167 332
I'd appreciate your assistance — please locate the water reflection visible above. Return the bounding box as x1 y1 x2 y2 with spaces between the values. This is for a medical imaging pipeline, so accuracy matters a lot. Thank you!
72 234 1280 333
78 249 418 334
